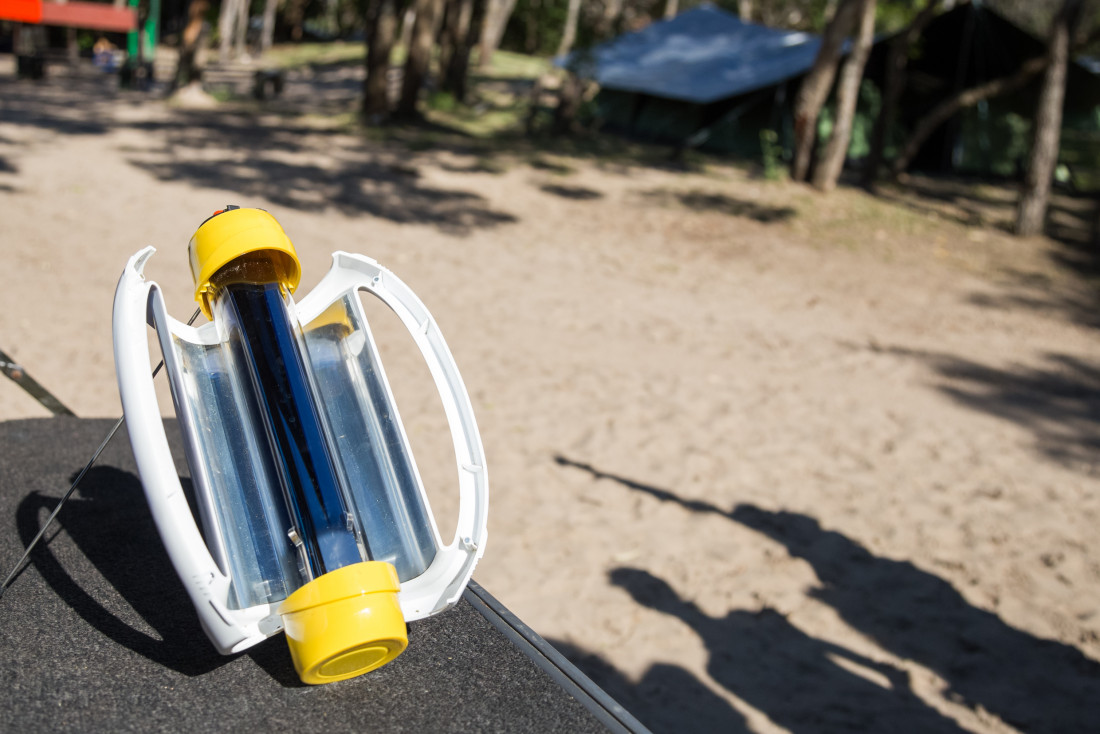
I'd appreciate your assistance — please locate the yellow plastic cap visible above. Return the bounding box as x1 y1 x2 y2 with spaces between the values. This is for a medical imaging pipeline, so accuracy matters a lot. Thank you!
188 207 301 318
277 561 408 685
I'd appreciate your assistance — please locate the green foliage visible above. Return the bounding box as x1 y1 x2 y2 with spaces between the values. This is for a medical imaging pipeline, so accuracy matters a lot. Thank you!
760 129 785 180
423 82 533 138
847 79 881 159
1059 128 1100 193
300 0 364 40
875 0 930 35
490 0 953 58
500 0 569 56
427 91 458 112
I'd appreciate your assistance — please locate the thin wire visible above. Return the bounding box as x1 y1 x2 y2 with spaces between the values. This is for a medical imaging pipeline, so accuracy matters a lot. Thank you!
0 308 202 600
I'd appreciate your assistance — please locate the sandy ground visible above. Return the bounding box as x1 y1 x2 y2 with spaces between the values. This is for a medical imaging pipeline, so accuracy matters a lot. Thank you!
2 58 1100 733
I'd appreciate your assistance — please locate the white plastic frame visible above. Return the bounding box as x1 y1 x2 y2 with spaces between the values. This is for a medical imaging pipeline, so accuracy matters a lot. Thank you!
113 247 488 654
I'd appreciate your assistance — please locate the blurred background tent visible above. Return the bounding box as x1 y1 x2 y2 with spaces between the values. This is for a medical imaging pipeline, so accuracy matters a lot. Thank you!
576 2 1100 188
568 4 823 157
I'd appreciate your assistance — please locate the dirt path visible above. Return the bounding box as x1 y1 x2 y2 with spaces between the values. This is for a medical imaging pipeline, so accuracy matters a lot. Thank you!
2 59 1099 733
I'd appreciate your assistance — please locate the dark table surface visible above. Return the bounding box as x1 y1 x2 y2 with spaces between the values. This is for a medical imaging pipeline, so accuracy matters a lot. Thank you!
0 417 637 732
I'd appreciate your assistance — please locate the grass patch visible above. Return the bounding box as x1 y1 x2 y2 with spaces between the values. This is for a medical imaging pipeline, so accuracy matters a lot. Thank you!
422 84 532 138
265 41 366 69
473 49 552 80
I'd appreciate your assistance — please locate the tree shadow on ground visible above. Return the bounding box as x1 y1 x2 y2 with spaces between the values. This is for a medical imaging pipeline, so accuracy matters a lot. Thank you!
15 465 299 684
548 638 748 734
874 174 1099 275
0 68 137 136
555 455 1100 733
637 188 796 223
529 157 577 175
266 60 374 117
204 54 697 178
124 111 517 234
967 268 1100 331
877 174 1097 237
0 71 517 235
539 183 603 200
876 175 1019 230
875 346 1100 473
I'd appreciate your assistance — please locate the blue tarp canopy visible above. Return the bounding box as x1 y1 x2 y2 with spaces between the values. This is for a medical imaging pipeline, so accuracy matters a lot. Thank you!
576 4 821 105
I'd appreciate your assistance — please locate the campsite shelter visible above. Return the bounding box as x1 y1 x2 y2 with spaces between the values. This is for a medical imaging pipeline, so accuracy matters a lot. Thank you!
0 0 189 78
582 3 1100 185
576 4 821 157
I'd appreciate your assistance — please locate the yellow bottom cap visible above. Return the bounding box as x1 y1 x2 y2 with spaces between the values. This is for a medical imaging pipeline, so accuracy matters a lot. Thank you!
277 561 408 685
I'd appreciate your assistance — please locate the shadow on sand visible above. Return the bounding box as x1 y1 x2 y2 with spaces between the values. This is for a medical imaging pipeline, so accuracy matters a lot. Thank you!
0 70 518 235
638 188 797 223
540 183 604 200
554 455 1100 733
124 111 518 234
872 175 1100 329
873 347 1100 473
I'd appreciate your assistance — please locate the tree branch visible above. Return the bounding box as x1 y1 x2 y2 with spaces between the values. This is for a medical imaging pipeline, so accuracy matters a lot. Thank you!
891 20 1100 176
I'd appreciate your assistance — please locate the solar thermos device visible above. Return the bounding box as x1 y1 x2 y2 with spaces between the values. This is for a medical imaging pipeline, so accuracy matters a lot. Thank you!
113 207 488 684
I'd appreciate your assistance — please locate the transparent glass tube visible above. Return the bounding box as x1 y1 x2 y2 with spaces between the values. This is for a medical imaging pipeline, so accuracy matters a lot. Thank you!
213 280 368 580
172 333 301 609
302 295 437 581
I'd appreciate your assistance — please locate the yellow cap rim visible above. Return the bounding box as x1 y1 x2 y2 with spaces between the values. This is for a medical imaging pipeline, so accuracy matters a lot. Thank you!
279 562 408 685
187 207 300 318
309 638 407 683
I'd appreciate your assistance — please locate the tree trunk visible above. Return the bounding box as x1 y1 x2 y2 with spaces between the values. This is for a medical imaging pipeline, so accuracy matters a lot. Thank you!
597 0 623 38
790 0 858 182
438 0 456 79
260 0 276 53
890 55 1049 176
477 0 518 68
1091 197 1100 247
552 71 582 134
363 0 400 121
862 0 940 190
1016 0 1080 237
284 0 308 40
524 0 539 53
557 0 581 56
399 6 416 51
234 0 249 58
439 0 475 101
218 0 238 63
664 0 678 19
66 28 79 65
175 0 210 87
396 0 445 119
813 0 876 192
737 0 751 21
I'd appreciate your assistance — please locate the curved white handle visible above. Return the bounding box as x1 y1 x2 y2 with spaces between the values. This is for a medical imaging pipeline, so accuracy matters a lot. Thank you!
113 248 275 653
